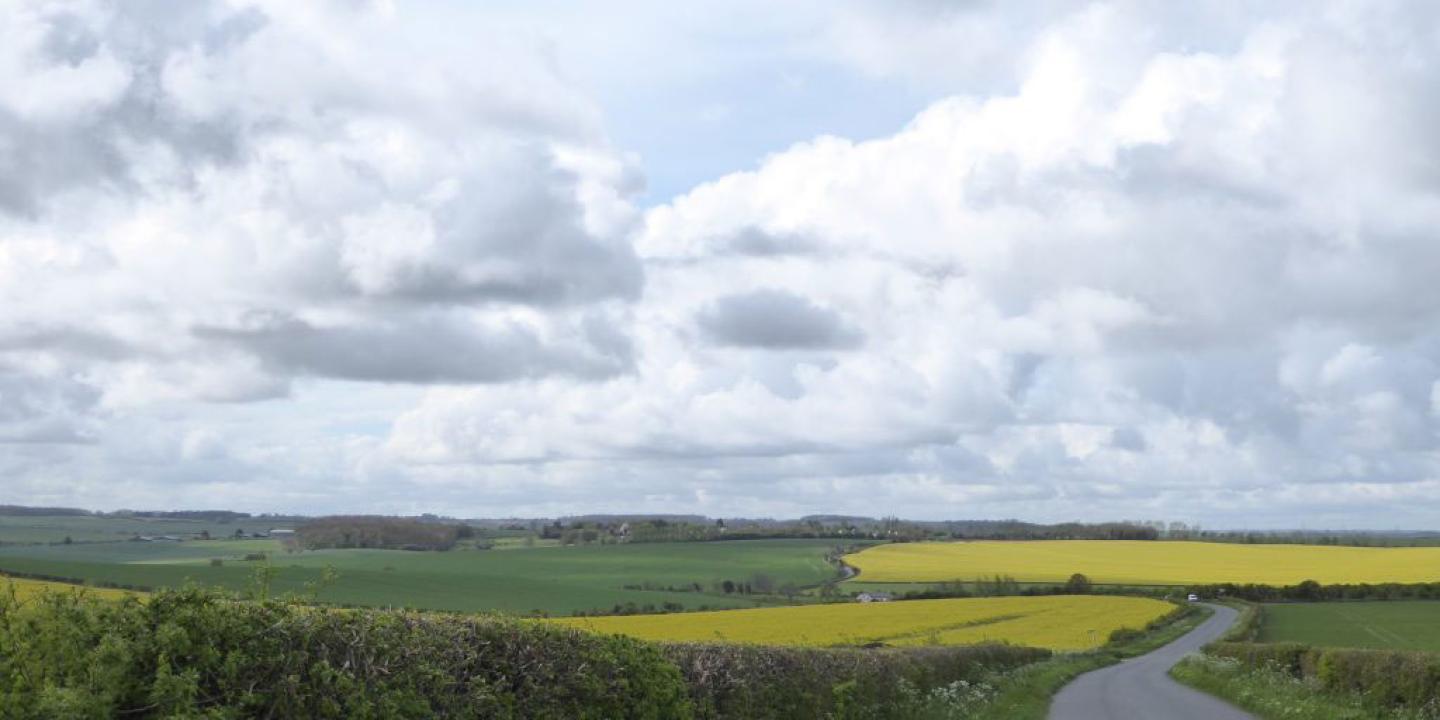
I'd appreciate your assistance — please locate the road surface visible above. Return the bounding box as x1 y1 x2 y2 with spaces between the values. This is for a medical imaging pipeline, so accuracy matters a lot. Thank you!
1047 603 1254 720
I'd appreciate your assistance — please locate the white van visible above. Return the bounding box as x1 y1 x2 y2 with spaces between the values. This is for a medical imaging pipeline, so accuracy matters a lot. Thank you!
1186 593 1199 602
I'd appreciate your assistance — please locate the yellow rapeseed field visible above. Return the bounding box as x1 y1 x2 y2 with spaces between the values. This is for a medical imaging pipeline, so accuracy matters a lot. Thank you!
844 540 1440 585
2 576 138 602
555 595 1172 651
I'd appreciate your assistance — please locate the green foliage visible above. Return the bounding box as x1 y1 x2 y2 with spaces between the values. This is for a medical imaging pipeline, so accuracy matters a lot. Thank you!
1218 601 1262 642
1206 640 1440 713
965 654 1115 720
0 587 690 719
296 516 463 551
1189 580 1440 602
1172 654 1433 720
662 642 1047 719
973 575 1020 597
0 586 1054 719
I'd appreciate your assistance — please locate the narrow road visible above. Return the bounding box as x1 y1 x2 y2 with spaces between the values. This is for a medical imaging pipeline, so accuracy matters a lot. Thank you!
1047 603 1254 720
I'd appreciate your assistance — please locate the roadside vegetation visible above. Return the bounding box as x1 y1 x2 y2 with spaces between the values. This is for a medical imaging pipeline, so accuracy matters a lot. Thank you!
0 584 1049 719
1170 599 1440 718
0 580 1208 720
1171 652 1440 719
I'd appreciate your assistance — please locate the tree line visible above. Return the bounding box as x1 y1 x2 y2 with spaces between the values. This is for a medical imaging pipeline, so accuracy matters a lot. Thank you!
295 516 472 551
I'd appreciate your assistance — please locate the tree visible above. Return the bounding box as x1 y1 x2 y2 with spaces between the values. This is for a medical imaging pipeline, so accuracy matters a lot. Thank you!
721 580 736 594
1065 573 1092 594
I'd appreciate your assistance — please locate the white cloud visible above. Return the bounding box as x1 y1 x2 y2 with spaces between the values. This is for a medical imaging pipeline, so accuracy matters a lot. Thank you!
5 0 1440 526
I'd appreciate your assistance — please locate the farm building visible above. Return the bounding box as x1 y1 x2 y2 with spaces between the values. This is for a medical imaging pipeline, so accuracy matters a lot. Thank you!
855 592 893 603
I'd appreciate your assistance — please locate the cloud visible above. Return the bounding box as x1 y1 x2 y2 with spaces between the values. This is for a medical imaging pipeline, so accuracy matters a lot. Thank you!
7 0 1440 526
0 365 100 445
697 290 864 350
196 311 633 384
0 0 643 397
384 0 1440 525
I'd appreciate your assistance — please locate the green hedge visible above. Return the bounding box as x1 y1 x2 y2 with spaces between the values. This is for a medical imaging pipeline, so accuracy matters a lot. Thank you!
0 587 688 719
664 642 1048 719
1216 603 1261 642
1207 641 1440 712
0 587 1048 719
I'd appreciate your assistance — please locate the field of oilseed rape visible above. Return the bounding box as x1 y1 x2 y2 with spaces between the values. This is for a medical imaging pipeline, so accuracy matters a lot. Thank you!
555 595 1173 651
844 540 1440 585
2 576 137 602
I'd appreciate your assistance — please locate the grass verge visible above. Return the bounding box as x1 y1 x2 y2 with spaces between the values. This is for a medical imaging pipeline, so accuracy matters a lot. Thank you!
1170 654 1433 720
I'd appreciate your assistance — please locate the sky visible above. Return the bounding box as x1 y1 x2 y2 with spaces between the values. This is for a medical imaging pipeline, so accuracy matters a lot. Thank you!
3 0 1440 528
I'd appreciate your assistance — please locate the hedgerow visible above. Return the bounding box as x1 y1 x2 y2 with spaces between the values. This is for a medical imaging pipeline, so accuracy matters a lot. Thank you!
663 642 1048 719
0 586 1049 719
0 587 689 719
1206 641 1440 713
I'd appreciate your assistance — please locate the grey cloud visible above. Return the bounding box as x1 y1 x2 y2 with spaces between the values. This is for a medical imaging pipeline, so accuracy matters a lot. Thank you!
0 367 100 445
0 0 646 402
1109 427 1147 452
722 227 817 256
195 313 633 384
697 290 863 350
0 325 134 360
0 2 253 216
365 152 643 307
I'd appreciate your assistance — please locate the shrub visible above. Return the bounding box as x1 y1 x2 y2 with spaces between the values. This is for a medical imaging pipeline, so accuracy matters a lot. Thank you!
1107 627 1142 644
1207 641 1440 712
0 587 1052 719
1064 573 1092 594
662 642 1047 719
0 587 689 719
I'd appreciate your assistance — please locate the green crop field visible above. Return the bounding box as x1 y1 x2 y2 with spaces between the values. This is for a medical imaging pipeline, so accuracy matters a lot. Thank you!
0 535 856 615
1259 601 1440 651
0 515 290 544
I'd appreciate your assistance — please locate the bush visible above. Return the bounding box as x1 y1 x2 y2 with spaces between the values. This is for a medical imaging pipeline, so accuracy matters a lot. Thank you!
0 587 1052 719
1106 627 1142 644
0 587 689 719
1064 573 1092 594
1207 641 1314 676
663 642 1048 719
1207 640 1440 712
1216 602 1261 642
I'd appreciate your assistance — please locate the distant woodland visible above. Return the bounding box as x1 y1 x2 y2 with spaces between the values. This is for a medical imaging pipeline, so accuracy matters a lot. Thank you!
295 516 470 551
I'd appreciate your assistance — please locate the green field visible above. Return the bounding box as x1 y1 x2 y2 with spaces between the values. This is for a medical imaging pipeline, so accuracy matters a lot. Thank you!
0 536 855 615
1259 601 1440 651
0 515 290 544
